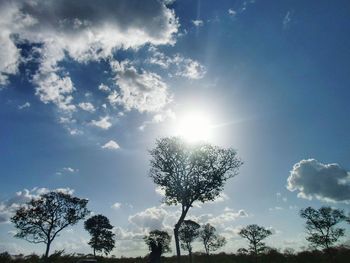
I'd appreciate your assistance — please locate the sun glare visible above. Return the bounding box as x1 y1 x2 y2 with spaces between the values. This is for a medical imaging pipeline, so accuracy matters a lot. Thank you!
175 112 213 142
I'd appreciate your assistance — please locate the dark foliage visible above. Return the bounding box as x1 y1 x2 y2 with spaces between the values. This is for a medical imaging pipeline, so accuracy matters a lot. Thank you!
144 230 171 263
84 214 115 257
10 191 90 259
2 247 350 263
238 224 273 261
178 220 200 263
300 206 346 251
199 223 226 255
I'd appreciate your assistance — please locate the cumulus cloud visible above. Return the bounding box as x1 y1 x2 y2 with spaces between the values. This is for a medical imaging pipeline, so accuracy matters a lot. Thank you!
98 83 110 93
0 187 74 223
0 0 178 118
0 0 178 71
287 159 350 203
109 60 171 113
78 102 95 112
90 116 112 129
128 206 175 231
102 140 120 150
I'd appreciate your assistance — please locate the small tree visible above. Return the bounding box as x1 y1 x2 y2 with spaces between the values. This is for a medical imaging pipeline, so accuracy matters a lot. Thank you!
144 230 171 263
11 191 89 259
179 220 200 263
239 224 272 262
300 206 346 258
149 137 242 262
84 214 115 257
199 223 226 255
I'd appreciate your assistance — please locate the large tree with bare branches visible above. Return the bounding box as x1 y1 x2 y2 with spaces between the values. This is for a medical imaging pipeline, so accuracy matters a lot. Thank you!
149 137 242 262
11 191 89 260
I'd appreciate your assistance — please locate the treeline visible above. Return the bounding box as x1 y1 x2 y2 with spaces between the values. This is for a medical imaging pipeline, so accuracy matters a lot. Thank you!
3 137 350 263
1 247 350 263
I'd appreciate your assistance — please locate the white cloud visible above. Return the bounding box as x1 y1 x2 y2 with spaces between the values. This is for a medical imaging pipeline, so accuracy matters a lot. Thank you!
102 140 120 150
63 167 77 173
175 58 206 79
138 109 176 131
78 102 95 112
228 9 237 17
128 206 175 231
110 60 171 113
0 0 179 127
192 20 204 27
90 116 112 130
287 159 350 203
213 192 230 203
148 51 206 79
155 186 166 197
111 202 122 209
208 209 248 226
34 70 76 112
98 83 110 93
18 102 30 110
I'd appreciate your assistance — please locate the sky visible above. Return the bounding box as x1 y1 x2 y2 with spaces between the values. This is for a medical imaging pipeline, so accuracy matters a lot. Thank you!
1 0 350 257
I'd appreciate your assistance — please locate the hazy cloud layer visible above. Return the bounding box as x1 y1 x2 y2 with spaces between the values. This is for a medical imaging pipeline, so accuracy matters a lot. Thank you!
287 159 350 203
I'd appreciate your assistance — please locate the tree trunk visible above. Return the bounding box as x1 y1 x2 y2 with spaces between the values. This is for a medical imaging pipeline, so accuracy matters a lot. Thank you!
44 241 51 261
93 248 96 257
189 248 192 263
174 226 181 263
254 244 258 263
174 207 189 263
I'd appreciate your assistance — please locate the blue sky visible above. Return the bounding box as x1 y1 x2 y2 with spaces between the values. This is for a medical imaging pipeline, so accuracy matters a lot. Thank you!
1 0 350 257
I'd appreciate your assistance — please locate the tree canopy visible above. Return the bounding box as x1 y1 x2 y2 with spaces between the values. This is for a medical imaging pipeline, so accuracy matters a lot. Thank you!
300 206 346 251
149 137 242 261
199 223 226 255
179 220 200 263
144 230 171 263
84 214 115 256
11 191 89 259
239 224 273 259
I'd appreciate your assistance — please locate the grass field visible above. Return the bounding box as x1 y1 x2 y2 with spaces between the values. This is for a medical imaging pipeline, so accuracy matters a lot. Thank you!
1 247 350 263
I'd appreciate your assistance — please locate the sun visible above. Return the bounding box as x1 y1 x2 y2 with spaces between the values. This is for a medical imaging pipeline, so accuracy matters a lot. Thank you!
175 111 213 142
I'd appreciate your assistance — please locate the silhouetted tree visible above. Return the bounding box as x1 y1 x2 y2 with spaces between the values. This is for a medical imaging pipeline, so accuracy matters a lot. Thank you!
84 214 115 257
239 224 272 262
199 223 226 255
11 191 89 260
144 230 171 263
0 252 11 263
300 206 346 261
149 137 242 262
179 220 200 263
